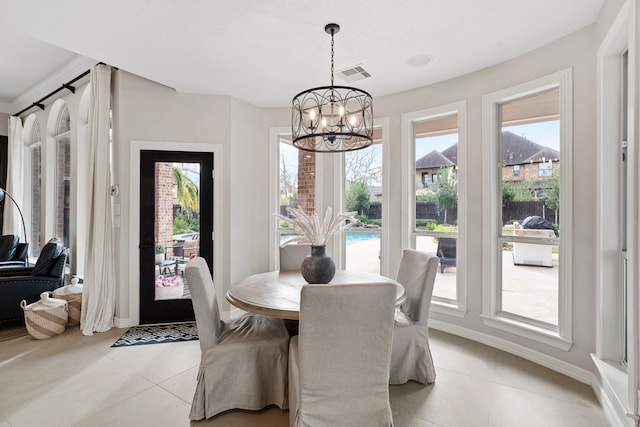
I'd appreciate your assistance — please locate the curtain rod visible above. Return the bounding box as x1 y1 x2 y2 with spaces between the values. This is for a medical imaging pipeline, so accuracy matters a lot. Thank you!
12 63 103 117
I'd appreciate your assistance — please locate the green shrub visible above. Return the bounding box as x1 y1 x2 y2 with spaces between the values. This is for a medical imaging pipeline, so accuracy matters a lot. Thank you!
173 210 199 234
355 214 369 223
416 219 437 229
433 224 457 233
155 243 165 254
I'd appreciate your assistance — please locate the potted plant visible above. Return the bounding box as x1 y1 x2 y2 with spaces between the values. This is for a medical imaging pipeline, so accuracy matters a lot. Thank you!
155 243 166 264
274 207 356 283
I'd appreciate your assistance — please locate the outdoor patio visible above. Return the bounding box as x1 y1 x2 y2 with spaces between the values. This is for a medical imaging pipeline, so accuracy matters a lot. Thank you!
347 236 558 325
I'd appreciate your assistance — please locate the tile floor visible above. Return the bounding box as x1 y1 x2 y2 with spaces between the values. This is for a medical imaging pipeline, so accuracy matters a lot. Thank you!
0 327 609 427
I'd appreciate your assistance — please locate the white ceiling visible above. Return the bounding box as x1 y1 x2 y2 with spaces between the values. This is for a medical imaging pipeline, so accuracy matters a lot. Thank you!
0 0 604 115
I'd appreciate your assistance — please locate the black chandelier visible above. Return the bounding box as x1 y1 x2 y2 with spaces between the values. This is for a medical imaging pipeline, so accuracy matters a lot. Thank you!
291 23 373 152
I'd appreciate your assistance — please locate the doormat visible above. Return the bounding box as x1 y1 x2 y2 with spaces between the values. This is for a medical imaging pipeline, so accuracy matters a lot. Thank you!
111 322 198 347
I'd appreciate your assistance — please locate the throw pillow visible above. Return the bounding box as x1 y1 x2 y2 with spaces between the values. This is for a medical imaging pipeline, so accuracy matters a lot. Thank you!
0 235 18 261
32 238 64 276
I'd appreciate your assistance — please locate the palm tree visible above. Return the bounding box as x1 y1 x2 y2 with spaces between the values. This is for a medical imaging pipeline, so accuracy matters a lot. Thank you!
173 166 199 212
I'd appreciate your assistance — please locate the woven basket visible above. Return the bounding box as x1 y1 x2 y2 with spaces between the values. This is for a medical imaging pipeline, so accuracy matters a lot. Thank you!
21 292 68 339
51 293 81 326
53 278 83 326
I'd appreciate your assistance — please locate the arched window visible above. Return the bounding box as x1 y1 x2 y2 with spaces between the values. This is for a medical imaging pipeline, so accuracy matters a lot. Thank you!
54 104 71 248
24 115 42 257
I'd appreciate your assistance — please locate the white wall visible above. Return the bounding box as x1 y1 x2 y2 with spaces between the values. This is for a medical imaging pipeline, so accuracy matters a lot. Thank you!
112 71 233 322
252 26 598 371
10 4 611 375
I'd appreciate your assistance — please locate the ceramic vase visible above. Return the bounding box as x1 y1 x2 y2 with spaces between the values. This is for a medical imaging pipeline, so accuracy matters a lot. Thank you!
301 245 335 284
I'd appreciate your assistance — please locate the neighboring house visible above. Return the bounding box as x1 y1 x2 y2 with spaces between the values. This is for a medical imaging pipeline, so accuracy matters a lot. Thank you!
501 130 560 181
415 149 455 188
416 131 559 196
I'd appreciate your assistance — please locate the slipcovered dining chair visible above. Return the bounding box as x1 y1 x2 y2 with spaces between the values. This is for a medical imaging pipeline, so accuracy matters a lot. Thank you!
185 257 290 420
389 249 439 385
289 283 396 427
279 243 311 271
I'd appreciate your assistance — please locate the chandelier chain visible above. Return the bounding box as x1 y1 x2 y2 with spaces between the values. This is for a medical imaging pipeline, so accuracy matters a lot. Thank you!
330 31 334 87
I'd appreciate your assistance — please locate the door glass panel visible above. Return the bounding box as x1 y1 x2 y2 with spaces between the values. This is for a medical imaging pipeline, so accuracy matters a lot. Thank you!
154 161 200 301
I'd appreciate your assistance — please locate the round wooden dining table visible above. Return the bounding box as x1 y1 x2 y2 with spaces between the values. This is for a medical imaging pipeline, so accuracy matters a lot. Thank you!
226 270 406 320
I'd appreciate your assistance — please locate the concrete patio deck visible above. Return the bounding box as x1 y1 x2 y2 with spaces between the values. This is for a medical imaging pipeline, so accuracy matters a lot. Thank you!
346 236 558 325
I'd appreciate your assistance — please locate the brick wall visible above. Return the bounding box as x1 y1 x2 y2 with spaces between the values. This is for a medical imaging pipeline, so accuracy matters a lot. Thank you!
155 163 174 253
502 161 559 181
297 150 315 214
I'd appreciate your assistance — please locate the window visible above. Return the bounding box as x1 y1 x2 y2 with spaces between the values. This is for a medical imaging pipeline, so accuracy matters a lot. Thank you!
538 161 552 177
421 172 429 186
594 6 636 418
24 116 42 257
343 128 382 274
403 101 467 316
54 104 71 249
482 70 572 349
513 165 520 177
277 136 302 245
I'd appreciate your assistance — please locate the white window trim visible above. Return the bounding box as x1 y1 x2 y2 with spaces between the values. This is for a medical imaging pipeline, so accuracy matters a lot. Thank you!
22 115 41 258
269 127 291 271
481 68 573 351
594 0 638 424
401 101 468 316
331 118 391 276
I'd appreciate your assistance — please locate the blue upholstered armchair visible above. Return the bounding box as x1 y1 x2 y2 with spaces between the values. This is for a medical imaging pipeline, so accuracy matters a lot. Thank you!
0 238 68 325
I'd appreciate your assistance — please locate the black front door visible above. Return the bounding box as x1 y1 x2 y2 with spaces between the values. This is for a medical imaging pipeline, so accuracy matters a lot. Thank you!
139 150 213 324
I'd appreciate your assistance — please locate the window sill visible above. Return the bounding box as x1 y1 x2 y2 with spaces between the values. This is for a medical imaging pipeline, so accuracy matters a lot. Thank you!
431 300 466 318
591 354 633 425
480 314 572 351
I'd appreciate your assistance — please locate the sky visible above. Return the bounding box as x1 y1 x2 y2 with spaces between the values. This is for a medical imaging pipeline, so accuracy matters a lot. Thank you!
280 120 561 180
416 120 560 159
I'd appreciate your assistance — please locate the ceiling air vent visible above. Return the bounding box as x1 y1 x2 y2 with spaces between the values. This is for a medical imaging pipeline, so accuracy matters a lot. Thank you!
336 64 372 83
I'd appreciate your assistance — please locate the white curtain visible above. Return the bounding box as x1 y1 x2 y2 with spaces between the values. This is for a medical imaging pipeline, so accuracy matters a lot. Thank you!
4 117 24 240
81 64 116 335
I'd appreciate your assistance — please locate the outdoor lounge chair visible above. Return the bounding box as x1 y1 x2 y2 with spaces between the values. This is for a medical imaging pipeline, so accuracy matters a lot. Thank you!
436 237 456 273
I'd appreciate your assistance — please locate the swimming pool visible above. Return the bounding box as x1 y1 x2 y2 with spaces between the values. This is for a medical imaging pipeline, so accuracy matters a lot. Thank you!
345 232 380 245
280 231 380 245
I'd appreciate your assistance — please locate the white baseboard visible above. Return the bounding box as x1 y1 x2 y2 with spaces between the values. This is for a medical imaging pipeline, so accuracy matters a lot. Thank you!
113 316 133 329
428 319 591 383
429 320 634 427
590 372 632 427
590 355 636 427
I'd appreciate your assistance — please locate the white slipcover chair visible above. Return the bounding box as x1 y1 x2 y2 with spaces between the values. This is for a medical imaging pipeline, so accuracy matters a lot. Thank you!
389 249 438 384
289 283 396 427
279 243 311 271
185 257 290 420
